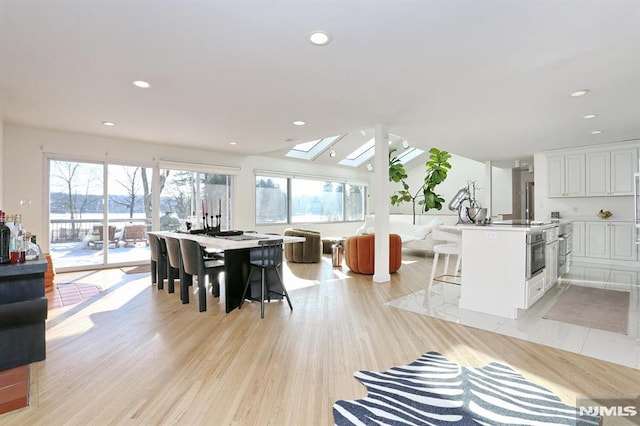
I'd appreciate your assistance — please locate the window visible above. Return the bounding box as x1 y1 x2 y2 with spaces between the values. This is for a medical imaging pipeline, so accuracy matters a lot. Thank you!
291 179 343 223
255 175 366 225
255 176 288 224
160 168 233 230
344 183 366 221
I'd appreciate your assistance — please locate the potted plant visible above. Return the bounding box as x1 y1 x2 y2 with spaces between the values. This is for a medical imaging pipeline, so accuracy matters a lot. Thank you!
388 147 452 224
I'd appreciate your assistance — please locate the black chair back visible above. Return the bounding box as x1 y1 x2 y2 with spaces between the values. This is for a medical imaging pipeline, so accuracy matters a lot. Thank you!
253 239 283 268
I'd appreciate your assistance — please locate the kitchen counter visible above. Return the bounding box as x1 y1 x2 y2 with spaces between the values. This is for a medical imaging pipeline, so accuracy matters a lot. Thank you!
439 222 558 319
441 222 557 233
0 252 48 370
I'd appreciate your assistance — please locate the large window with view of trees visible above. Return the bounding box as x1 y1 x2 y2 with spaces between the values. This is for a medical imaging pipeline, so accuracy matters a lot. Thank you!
48 158 234 271
159 168 233 231
255 175 366 224
49 159 154 270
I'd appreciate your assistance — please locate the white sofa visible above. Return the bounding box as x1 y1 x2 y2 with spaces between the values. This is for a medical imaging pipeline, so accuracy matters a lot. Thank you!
354 215 459 254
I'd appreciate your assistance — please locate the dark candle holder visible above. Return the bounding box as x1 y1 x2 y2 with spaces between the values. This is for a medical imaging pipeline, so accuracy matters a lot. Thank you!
214 214 221 233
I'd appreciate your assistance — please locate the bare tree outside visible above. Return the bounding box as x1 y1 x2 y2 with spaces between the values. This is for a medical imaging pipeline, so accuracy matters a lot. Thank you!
50 160 102 239
109 166 143 219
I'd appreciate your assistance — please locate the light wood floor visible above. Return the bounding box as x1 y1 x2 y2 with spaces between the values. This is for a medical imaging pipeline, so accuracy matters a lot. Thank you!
2 252 639 425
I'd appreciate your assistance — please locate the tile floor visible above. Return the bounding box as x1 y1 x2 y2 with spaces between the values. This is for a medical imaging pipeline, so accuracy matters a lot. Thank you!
386 261 640 369
47 283 103 309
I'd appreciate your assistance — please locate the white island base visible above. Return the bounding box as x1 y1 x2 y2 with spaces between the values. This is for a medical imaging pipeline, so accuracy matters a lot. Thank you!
442 224 552 320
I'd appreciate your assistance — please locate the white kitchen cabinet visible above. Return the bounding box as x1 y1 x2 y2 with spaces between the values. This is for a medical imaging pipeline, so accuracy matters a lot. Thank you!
586 149 638 196
572 221 585 257
548 154 585 197
610 222 637 261
545 241 558 290
586 222 610 258
524 272 546 309
584 221 637 261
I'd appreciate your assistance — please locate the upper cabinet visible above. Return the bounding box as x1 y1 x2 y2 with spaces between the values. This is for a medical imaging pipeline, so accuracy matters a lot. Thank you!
548 147 638 198
585 148 638 196
548 154 585 197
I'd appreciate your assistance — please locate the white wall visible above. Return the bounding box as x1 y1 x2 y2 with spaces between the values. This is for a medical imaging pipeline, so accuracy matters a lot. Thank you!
388 153 514 220
3 124 370 251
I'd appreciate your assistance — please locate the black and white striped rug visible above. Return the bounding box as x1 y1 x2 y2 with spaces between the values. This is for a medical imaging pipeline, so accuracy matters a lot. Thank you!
333 352 600 425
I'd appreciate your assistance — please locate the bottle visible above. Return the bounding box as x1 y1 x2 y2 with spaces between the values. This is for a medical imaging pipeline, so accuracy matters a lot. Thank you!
10 214 26 264
0 211 10 264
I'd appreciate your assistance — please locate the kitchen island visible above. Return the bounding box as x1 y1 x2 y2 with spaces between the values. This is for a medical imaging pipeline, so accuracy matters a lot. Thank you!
441 221 558 319
0 253 48 370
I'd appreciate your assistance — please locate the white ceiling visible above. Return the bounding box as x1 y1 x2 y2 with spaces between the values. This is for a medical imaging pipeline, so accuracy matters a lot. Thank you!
1 0 639 167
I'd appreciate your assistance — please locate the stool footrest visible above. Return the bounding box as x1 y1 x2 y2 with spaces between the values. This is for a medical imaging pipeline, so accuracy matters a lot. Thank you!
433 274 462 286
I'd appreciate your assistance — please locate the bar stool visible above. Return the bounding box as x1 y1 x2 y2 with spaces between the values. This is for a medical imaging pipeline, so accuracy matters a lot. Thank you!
239 239 292 318
428 243 461 294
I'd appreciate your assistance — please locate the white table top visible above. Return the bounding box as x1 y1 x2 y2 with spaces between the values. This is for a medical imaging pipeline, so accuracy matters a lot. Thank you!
150 231 305 251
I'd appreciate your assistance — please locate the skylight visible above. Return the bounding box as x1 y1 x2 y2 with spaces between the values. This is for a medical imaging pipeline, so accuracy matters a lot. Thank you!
345 138 375 160
291 139 321 153
285 135 343 160
396 147 425 164
338 134 426 168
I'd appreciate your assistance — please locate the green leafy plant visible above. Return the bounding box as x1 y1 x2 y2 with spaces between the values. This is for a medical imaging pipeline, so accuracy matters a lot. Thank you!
389 147 452 224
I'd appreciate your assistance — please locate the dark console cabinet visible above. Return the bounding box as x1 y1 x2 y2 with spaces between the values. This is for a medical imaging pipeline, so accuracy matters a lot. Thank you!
0 255 48 371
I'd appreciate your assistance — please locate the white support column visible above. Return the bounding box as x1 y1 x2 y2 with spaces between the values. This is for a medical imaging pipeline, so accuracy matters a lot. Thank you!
373 124 390 283
484 161 493 218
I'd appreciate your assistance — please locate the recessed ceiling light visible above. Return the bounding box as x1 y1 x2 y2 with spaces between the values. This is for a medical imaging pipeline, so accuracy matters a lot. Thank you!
229 142 237 145
308 31 331 46
293 120 306 126
102 121 115 126
591 130 603 134
132 80 151 88
570 89 590 97
583 114 597 119
329 149 336 158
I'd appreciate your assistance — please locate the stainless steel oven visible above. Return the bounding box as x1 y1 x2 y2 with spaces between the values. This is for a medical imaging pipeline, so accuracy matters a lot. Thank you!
558 222 573 276
526 232 546 280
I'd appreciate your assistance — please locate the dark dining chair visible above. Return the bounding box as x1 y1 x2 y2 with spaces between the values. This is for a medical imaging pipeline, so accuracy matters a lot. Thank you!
179 238 225 312
148 233 167 289
239 239 292 318
164 236 182 294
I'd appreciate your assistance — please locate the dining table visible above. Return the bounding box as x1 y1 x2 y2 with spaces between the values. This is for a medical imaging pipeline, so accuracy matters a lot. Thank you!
150 231 305 313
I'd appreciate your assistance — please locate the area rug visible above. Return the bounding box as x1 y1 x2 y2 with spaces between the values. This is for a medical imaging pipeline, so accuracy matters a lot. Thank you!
121 264 151 275
543 285 630 335
333 351 600 425
48 283 103 309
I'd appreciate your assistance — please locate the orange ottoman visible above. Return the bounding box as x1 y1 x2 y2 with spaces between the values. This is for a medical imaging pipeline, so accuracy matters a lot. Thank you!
344 234 402 275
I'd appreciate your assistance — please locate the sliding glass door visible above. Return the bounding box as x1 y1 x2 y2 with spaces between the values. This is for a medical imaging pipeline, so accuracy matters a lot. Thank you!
49 159 153 271
49 159 106 269
107 164 153 265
